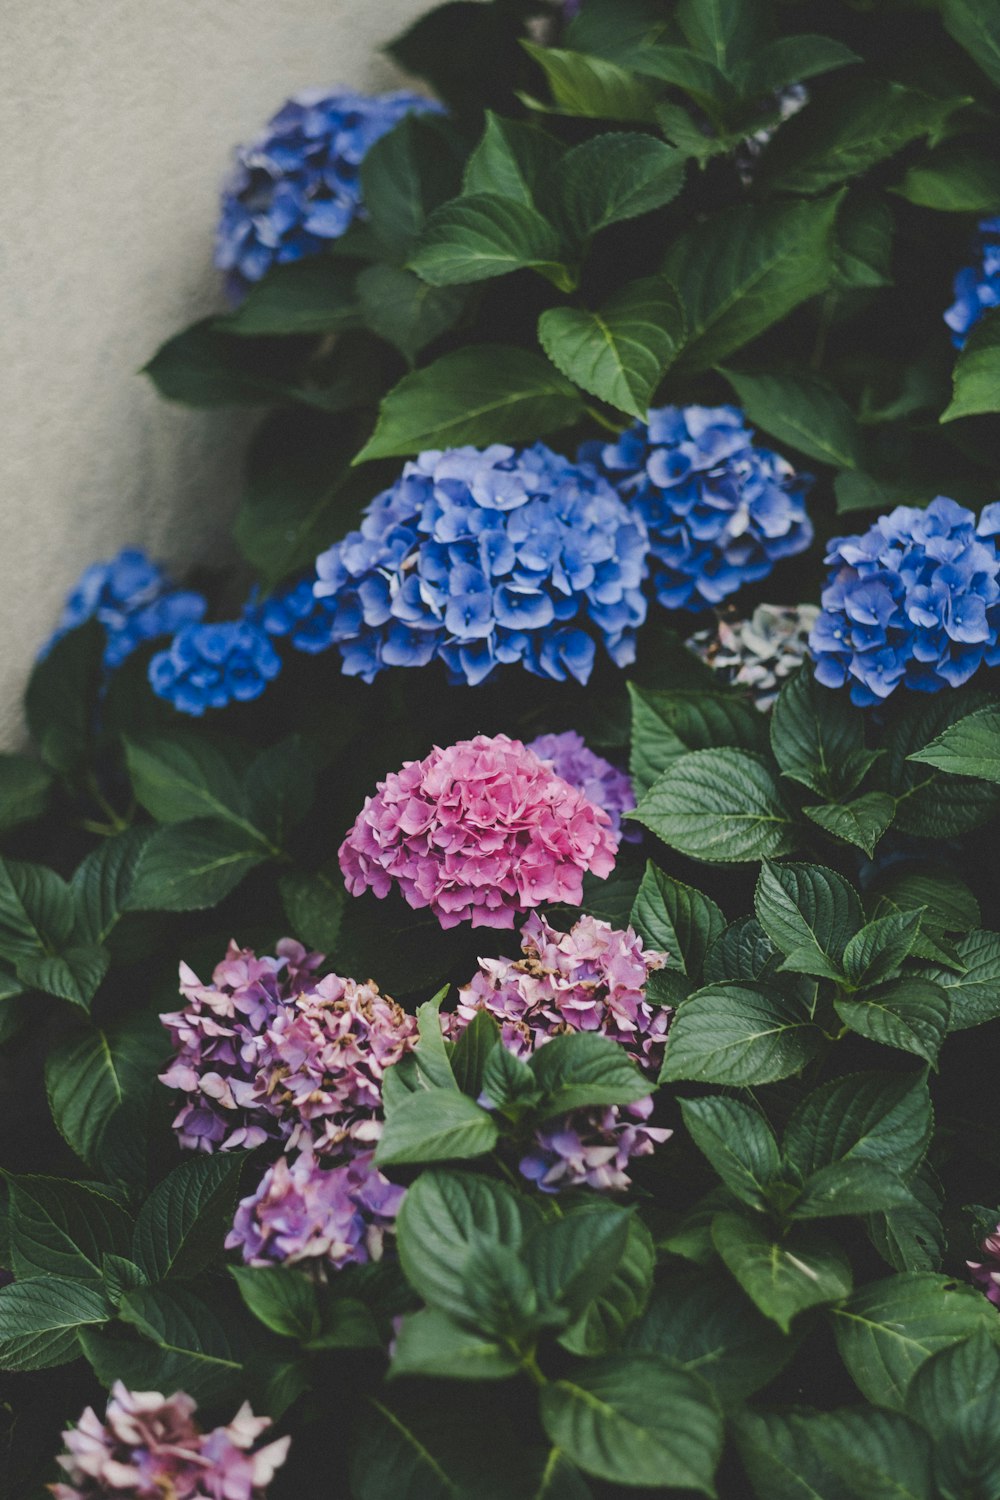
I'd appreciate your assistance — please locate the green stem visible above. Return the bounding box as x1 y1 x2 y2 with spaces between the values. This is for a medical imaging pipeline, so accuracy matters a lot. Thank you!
584 404 627 435
520 1349 547 1388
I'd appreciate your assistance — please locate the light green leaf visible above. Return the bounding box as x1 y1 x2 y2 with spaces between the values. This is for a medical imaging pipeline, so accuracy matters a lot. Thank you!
894 144 1000 212
462 113 565 204
943 304 1000 420
539 277 683 418
675 0 763 73
633 749 796 864
662 984 823 1086
409 194 572 289
712 1213 852 1332
521 43 659 122
909 706 1000 783
376 1090 499 1167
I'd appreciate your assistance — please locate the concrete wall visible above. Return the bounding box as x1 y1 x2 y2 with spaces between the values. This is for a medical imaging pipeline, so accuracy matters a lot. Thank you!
0 0 425 745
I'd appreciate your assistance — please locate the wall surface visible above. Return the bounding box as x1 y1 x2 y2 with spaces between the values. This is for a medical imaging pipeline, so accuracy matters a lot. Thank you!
0 0 426 745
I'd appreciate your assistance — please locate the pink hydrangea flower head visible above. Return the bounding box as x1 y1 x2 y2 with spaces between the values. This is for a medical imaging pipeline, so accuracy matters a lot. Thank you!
526 730 638 839
448 911 669 1073
969 1222 1000 1306
50 1382 289 1499
339 733 620 930
225 1142 404 1272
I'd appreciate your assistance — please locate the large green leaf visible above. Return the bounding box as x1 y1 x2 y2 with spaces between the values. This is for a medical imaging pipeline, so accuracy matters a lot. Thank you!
675 0 763 73
521 43 659 122
539 278 683 418
712 1213 852 1331
735 34 860 97
633 749 796 863
45 1012 167 1169
835 981 950 1067
0 754 53 832
218 257 361 336
754 861 862 980
539 1353 722 1493
770 670 879 800
0 857 74 961
356 265 466 364
132 1155 246 1282
529 1032 652 1116
561 1215 655 1358
736 1407 932 1500
16 946 109 1012
629 861 726 979
409 194 572 289
553 133 685 241
944 306 1000 421
831 1273 999 1411
7 1176 132 1284
229 1264 320 1342
783 1071 932 1183
462 113 565 204
906 1328 1000 1497
909 706 1000 783
389 1306 521 1382
918 929 1000 1031
663 195 840 372
125 819 271 911
69 827 155 947
0 1276 109 1371
376 1090 499 1167
524 1204 631 1324
628 683 765 794
803 793 897 859
941 0 1000 90
25 621 103 777
662 984 823 1085
842 910 923 989
355 346 583 461
721 368 862 470
680 1096 780 1211
885 689 1000 837
117 1285 247 1403
360 113 465 264
124 732 254 828
894 143 1000 213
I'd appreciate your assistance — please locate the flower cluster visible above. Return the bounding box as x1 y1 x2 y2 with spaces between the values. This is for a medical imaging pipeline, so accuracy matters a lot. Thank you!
42 547 205 672
446 912 671 1192
215 89 443 297
810 496 1000 705
51 1383 288 1500
311 443 650 687
148 619 282 716
226 1141 403 1271
526 730 637 838
686 602 820 710
944 216 1000 347
339 734 620 930
968 1221 1000 1307
583 405 812 611
160 940 417 1156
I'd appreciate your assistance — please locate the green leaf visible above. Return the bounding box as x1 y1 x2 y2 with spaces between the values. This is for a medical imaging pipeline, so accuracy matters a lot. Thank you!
627 46 733 114
941 0 1000 90
0 1276 109 1371
449 1009 500 1098
25 620 103 777
229 1265 320 1341
409 194 572 289
628 683 765 794
132 1155 245 1282
390 1307 521 1381
736 1407 932 1500
663 195 840 372
126 819 270 911
359 113 465 264
754 861 862 980
7 1176 131 1284
712 1213 852 1332
218 256 361 335
524 1204 632 1322
909 706 1000 783
868 1163 945 1274
736 34 860 97
564 0 667 64
356 265 465 364
662 984 823 1085
0 754 53 832
832 189 895 291
376 1090 499 1167
124 732 251 827
835 980 950 1067
680 1096 780 1211
918 928 1000 1031
721 368 862 470
45 1012 167 1169
885 688 1000 837
539 277 683 419
142 318 321 408
803 794 896 858
830 1273 999 1411
521 43 659 122
528 1032 652 1116
561 1216 655 1358
396 1171 533 1325
279 862 345 955
944 304 1000 420
355 345 583 462
842 909 923 989
0 857 74 961
633 749 795 864
630 1271 796 1407
906 1329 1000 1496
243 735 316 847
676 0 763 73
770 670 879 799
629 861 726 980
703 917 781 986
462 113 565 204
789 1160 922 1222
117 1285 245 1403
539 1353 722 1493
69 827 155 946
459 1241 542 1341
894 143 1000 212
481 1043 540 1112
413 996 459 1091
554 133 685 241
783 1071 932 1183
17 946 109 1011
756 79 966 196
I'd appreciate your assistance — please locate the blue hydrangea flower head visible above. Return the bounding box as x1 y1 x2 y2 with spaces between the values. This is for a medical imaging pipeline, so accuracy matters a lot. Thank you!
810 496 1000 706
944 217 1000 348
42 547 206 671
582 404 813 610
216 88 445 297
149 620 282 716
309 442 650 686
251 577 336 655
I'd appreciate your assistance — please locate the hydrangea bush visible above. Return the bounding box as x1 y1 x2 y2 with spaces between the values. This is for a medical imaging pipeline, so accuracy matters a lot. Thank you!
7 1 1000 1496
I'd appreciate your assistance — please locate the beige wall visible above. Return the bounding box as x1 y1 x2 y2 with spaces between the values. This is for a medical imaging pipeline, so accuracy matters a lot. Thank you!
0 0 426 744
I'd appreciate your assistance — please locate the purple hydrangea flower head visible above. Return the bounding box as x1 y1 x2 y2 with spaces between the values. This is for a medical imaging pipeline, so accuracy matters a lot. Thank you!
809 496 1000 706
526 731 638 839
226 1142 404 1271
339 735 619 930
216 89 445 298
583 404 812 611
51 1382 289 1499
160 940 417 1157
42 548 206 672
968 1222 1000 1307
311 443 650 686
446 912 672 1192
686 602 819 711
944 217 1000 347
148 619 282 715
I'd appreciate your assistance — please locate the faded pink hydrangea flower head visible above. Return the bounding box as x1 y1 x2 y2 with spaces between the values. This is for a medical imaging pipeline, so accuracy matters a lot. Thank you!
526 730 638 839
338 733 620 929
50 1381 288 1499
969 1222 1000 1306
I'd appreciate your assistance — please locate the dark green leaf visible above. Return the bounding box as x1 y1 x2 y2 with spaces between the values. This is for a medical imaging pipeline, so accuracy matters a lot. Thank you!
633 749 795 863
450 1009 500 1098
17 945 109 1011
628 682 765 794
0 1276 109 1371
561 1216 655 1358
529 1032 652 1116
712 1213 852 1331
7 1176 131 1284
124 732 250 826
126 819 270 911
219 257 361 335
721 368 862 470
918 928 1000 1031
770 670 879 799
554 134 685 241
521 43 659 122
943 305 1000 421
0 754 53 832
941 0 1000 90
842 909 923 988
676 0 763 73
357 265 466 363
390 1307 521 1381
783 1070 932 1182
736 1406 932 1500
25 621 103 777
409 194 572 289
132 1155 245 1282
279 862 345 955
229 1264 320 1341
118 1285 245 1403
894 143 1000 212
629 861 726 980
360 113 465 263
754 861 862 980
868 1163 945 1274
836 980 950 1066
539 277 683 419
803 793 896 858
703 917 781 985
70 827 155 946
736 34 860 97
909 706 1000 783
0 857 74 960
45 1012 167 1169
662 983 823 1085
524 1204 631 1322
885 687 1000 837
680 1096 780 1211
906 1328 1000 1497
376 1089 499 1166
463 113 565 204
